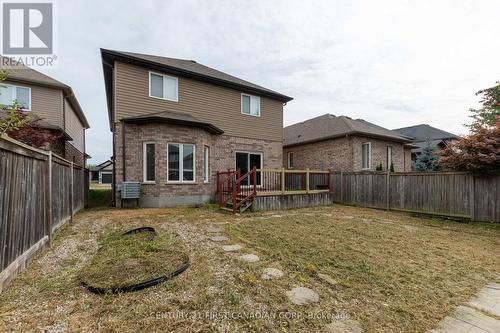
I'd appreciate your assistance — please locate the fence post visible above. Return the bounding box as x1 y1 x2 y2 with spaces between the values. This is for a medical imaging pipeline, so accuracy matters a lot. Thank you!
306 168 310 193
340 171 343 203
70 161 74 222
47 151 53 245
281 168 285 194
386 167 390 211
470 173 475 221
327 169 332 192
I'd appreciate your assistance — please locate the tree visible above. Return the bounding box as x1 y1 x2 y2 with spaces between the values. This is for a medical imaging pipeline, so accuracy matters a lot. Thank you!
439 120 500 174
0 100 33 136
469 81 500 129
413 139 441 171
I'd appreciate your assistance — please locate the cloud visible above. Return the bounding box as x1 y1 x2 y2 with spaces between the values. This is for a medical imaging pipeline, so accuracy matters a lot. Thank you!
35 0 500 163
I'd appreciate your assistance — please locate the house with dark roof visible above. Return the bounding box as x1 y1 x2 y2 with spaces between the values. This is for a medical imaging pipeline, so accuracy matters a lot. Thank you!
1 57 90 166
283 114 414 172
101 49 292 207
90 160 113 184
392 124 458 161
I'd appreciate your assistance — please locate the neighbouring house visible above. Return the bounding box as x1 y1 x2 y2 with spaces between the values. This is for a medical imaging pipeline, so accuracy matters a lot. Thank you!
90 160 113 184
392 124 458 161
1 58 90 166
283 114 414 172
101 49 292 207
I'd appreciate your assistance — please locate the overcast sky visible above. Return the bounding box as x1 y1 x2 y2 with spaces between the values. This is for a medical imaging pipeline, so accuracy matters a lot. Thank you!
40 0 500 164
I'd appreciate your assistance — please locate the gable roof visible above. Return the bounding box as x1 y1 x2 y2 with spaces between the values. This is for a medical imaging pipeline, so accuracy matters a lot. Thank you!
1 56 90 128
101 49 293 128
90 160 112 171
284 114 413 147
122 110 224 135
392 124 458 142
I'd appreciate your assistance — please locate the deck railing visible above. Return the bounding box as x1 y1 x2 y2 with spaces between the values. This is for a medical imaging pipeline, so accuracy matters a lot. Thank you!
256 168 331 196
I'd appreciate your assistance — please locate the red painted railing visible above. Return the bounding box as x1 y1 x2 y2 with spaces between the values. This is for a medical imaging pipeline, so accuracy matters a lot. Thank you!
216 167 257 213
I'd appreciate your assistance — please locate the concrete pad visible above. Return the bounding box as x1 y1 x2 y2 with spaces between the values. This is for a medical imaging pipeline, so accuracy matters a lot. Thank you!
468 283 500 317
211 236 228 242
431 306 500 333
239 254 259 263
323 319 364 333
207 226 222 233
222 244 242 252
286 287 319 306
261 268 284 280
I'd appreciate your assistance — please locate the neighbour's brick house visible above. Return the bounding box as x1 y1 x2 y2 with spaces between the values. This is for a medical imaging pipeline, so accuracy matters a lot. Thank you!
392 124 458 162
283 114 413 172
1 58 90 166
101 49 292 207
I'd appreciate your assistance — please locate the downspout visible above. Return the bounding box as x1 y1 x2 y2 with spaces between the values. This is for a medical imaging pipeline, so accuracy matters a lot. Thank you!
121 120 126 181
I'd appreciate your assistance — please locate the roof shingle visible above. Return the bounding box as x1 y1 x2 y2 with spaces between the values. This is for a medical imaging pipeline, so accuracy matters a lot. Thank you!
392 124 458 142
284 114 412 147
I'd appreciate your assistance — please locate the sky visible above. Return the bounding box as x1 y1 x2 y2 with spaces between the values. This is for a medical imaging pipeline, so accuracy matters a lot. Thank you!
38 0 500 164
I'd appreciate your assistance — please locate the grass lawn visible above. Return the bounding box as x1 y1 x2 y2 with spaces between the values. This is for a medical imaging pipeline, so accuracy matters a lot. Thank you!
87 188 113 208
0 205 498 332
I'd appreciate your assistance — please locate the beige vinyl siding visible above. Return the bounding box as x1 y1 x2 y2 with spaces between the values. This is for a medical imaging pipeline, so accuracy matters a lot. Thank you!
64 98 85 152
114 62 283 142
4 80 63 128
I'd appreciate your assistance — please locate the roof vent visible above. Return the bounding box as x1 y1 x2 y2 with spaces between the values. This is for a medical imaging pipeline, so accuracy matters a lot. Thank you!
327 114 335 119
189 60 197 63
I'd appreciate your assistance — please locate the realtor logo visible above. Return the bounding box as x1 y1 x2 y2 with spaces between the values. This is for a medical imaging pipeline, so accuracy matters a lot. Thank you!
2 2 53 54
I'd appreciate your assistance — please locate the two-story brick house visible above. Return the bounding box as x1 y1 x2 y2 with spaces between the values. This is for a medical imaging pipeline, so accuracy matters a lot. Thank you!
101 49 292 207
283 114 414 172
1 59 90 166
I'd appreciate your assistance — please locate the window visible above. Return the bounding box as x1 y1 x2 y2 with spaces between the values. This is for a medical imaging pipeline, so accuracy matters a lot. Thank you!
168 143 195 182
361 142 371 170
235 152 262 186
387 146 393 169
0 84 31 110
149 72 178 101
287 152 294 168
241 94 260 116
143 142 155 182
204 146 210 183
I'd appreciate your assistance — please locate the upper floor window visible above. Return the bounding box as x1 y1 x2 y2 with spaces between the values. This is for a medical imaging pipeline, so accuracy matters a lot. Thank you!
362 142 371 170
241 93 260 116
0 84 31 110
149 72 178 102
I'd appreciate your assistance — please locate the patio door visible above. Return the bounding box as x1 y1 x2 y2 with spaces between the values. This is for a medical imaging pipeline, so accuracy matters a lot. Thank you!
235 152 262 186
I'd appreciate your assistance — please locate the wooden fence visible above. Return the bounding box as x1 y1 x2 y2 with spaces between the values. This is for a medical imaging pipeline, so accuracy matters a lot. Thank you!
0 136 88 292
331 171 500 222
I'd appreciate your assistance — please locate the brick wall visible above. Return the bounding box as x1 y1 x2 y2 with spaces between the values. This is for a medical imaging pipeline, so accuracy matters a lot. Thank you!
283 136 353 171
64 142 85 167
114 122 282 207
284 135 411 172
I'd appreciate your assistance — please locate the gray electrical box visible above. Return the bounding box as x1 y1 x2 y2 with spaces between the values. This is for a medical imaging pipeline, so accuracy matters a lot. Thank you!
120 181 141 199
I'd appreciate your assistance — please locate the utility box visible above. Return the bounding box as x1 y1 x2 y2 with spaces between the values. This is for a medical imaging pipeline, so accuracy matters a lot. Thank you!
120 181 141 207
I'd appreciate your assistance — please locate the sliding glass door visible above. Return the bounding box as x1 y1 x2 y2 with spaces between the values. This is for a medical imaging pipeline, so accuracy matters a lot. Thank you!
235 152 262 186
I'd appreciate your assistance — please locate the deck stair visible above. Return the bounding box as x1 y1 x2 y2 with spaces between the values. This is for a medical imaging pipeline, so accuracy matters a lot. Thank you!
216 167 257 214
